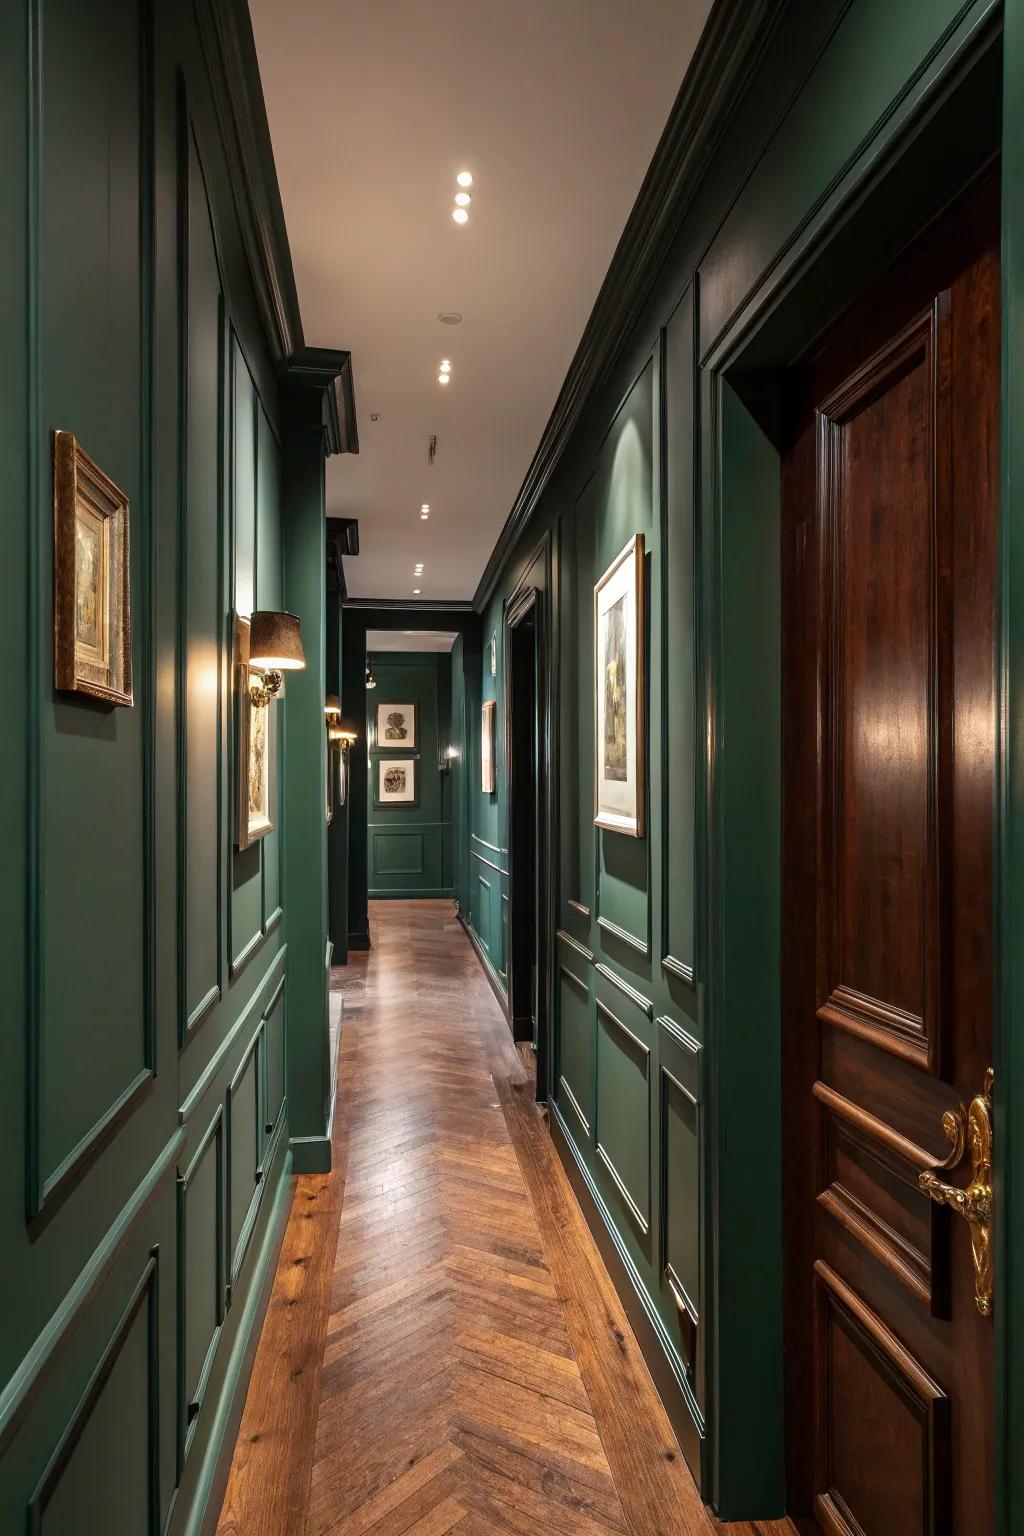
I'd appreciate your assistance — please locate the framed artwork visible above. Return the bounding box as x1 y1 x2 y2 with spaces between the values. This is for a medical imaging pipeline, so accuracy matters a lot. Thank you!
481 699 496 794
52 429 133 706
594 533 645 836
377 701 416 748
489 633 497 677
235 616 276 849
375 756 418 807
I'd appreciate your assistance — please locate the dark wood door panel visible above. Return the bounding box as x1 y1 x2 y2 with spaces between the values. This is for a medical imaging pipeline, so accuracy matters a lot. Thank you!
782 173 998 1535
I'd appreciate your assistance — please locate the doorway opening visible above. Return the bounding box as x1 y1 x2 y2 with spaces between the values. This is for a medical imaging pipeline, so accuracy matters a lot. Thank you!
506 587 547 1095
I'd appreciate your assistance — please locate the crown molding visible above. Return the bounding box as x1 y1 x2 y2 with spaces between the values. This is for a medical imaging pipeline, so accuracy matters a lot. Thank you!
201 0 358 454
342 598 476 614
472 0 782 609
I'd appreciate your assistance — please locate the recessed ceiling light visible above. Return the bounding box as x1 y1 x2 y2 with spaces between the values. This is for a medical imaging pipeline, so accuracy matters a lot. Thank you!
440 360 451 372
413 589 421 595
454 192 471 208
438 372 450 384
452 207 469 225
456 170 473 188
438 311 462 325
421 503 430 512
420 511 429 520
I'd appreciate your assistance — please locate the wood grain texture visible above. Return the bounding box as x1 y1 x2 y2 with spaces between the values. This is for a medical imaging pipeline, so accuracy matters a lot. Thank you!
218 899 792 1536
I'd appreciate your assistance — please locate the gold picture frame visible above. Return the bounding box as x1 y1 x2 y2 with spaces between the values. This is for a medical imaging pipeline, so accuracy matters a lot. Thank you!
481 699 496 794
594 533 645 837
235 616 276 850
53 429 132 706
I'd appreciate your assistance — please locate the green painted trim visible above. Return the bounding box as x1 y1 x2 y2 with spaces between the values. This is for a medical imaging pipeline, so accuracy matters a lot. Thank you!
0 1125 185 1454
178 946 286 1124
177 1108 226 1471
289 1133 332 1176
596 915 650 957
369 888 455 900
549 1106 705 1459
226 1021 266 1298
27 1251 161 1535
594 962 654 1020
187 1147 293 1536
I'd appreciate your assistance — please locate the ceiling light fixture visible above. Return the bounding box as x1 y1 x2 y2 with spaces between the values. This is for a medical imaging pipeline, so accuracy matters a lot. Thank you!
438 311 462 326
456 170 473 188
440 360 451 373
454 191 471 208
452 207 468 225
413 589 421 595
438 372 450 384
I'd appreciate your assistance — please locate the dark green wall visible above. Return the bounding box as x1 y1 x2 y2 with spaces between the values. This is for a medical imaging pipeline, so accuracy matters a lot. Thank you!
0 1 337 1531
367 654 454 899
466 0 1010 1521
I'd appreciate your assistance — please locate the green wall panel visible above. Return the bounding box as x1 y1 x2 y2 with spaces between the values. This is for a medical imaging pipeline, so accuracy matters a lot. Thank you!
230 338 262 974
595 997 652 1241
555 965 592 1143
367 654 453 897
183 120 224 1036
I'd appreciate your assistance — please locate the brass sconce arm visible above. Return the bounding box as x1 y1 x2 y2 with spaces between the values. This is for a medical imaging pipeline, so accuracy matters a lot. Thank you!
250 669 283 709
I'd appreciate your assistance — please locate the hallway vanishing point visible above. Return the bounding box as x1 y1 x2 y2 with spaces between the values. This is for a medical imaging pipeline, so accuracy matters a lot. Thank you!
217 901 786 1536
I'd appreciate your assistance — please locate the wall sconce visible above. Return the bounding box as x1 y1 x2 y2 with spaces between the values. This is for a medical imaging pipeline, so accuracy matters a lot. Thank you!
365 653 377 690
439 744 458 775
249 610 305 707
330 723 358 753
325 694 342 725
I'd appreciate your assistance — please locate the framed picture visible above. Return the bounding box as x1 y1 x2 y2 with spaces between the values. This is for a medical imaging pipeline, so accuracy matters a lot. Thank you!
594 533 645 836
375 756 418 807
489 633 497 677
52 429 133 706
377 701 416 749
481 699 496 794
235 616 276 849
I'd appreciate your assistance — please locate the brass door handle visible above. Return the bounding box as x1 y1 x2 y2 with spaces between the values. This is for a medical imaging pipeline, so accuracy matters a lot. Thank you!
919 1068 994 1316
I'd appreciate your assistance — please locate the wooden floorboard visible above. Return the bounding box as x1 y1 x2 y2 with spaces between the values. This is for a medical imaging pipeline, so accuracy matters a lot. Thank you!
217 899 794 1536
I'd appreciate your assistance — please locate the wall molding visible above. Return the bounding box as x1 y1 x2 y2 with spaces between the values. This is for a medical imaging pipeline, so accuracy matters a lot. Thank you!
597 914 651 958
472 0 781 610
0 1128 184 1456
594 962 654 1019
27 1251 161 1535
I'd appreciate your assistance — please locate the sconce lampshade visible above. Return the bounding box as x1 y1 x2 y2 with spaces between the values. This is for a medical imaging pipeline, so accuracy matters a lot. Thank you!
325 694 341 720
338 721 359 743
250 610 305 671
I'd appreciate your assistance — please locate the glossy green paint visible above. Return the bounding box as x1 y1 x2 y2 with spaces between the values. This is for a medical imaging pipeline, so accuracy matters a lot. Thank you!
468 0 1012 1521
0 1 336 1530
367 654 453 898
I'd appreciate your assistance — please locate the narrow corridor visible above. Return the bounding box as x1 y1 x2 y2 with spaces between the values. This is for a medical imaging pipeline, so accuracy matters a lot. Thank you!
217 902 786 1536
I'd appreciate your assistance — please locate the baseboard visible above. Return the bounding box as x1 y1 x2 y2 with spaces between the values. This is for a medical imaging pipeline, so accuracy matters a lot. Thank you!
290 1133 332 1175
548 1107 705 1489
458 914 510 1021
368 887 455 899
192 1146 294 1536
348 928 371 951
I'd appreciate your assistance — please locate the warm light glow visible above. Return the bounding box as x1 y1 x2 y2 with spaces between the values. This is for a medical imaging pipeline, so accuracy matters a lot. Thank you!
421 503 430 513
420 511 429 520
439 360 451 372
413 588 421 595
454 192 471 207
438 372 450 384
456 170 473 188
451 207 469 225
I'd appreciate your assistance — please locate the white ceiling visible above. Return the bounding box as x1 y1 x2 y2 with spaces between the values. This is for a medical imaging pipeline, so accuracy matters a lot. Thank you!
366 629 457 653
251 0 712 601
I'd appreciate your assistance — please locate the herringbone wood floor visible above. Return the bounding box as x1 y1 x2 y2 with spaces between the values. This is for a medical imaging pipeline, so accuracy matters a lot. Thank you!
218 901 793 1536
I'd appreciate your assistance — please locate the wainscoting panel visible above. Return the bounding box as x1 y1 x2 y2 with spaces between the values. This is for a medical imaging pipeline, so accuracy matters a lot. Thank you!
595 996 652 1241
177 1109 224 1464
227 1025 264 1296
556 963 593 1143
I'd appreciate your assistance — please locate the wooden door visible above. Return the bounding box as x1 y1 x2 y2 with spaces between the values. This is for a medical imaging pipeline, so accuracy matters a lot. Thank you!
781 175 999 1536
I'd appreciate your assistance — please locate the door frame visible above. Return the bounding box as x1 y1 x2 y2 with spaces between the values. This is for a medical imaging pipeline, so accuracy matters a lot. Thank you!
696 12 1013 1524
505 582 551 1088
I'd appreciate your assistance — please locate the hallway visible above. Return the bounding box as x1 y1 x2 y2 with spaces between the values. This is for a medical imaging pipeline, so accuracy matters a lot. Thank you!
218 902 775 1536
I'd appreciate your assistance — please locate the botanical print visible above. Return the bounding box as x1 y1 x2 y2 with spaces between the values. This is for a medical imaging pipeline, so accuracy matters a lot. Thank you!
384 711 408 741
603 594 628 782
75 516 101 650
384 765 407 795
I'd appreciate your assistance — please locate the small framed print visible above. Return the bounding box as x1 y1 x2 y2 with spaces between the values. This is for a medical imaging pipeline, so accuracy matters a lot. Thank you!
53 429 132 705
489 633 497 677
375 756 418 807
481 699 496 794
235 616 276 849
594 533 645 837
377 701 416 749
